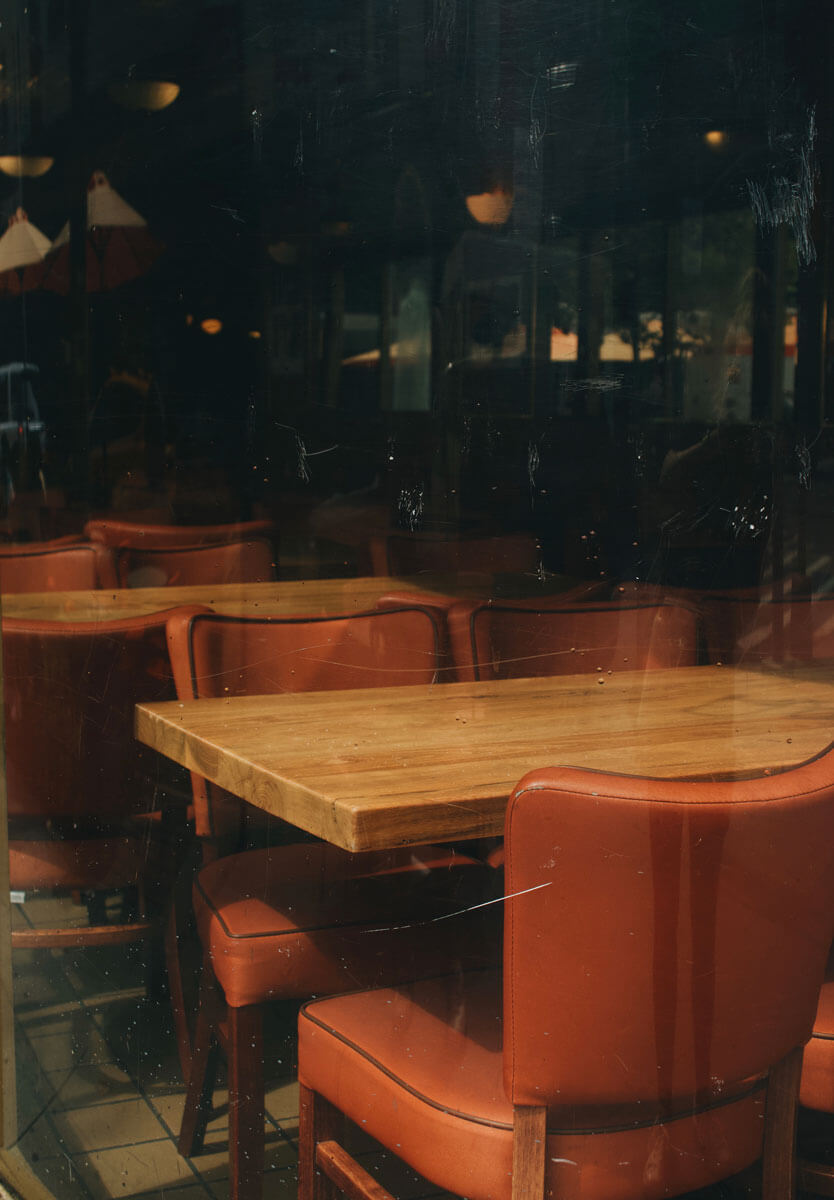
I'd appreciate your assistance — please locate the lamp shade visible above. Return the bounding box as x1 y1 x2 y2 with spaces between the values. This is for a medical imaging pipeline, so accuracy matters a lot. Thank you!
0 208 52 294
465 187 514 226
0 156 54 178
41 172 163 294
108 81 180 111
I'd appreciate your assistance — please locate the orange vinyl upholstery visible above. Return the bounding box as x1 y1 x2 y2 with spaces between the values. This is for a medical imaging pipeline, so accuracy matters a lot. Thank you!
84 517 275 548
800 958 834 1113
195 842 494 1009
9 836 154 893
0 539 117 591
2 609 197 941
374 583 611 683
169 606 497 1200
610 578 820 665
708 596 834 666
166 605 445 842
115 537 276 588
447 599 700 683
299 754 834 1200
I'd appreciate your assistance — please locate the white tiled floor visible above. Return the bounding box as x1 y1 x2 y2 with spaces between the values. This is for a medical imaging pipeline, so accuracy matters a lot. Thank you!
9 893 789 1200
10 893 452 1200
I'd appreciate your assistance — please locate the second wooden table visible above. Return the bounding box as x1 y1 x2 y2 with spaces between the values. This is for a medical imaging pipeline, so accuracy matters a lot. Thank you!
0 570 576 622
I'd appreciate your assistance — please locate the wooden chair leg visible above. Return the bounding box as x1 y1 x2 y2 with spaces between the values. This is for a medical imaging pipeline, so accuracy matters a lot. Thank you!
145 925 168 1001
178 963 221 1158
762 1046 802 1200
228 1003 264 1200
512 1105 547 1200
299 1083 345 1200
164 889 192 1080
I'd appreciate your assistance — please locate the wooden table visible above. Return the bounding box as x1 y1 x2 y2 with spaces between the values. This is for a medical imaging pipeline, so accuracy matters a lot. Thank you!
0 570 577 622
136 664 834 853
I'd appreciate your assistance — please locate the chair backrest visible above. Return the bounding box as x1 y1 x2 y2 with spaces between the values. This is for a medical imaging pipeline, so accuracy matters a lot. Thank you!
448 599 700 682
0 540 117 592
2 608 192 822
370 531 540 577
168 605 441 700
503 757 834 1109
85 517 275 549
612 578 816 664
116 538 276 588
166 606 442 839
714 597 834 666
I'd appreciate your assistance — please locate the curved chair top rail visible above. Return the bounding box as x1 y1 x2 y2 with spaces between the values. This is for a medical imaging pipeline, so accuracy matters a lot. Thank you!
84 517 275 549
0 540 117 591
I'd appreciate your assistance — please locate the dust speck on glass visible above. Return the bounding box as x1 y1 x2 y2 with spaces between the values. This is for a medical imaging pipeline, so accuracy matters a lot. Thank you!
1 2 833 1199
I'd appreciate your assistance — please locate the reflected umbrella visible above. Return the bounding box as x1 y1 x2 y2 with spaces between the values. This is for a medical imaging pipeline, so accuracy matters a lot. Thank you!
40 171 164 293
0 208 52 295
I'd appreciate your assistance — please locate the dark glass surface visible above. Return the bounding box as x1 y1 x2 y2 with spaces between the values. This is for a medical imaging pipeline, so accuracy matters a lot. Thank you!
3 2 834 1197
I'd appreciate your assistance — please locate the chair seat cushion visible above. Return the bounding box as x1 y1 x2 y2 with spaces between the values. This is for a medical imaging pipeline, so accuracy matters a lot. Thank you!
299 970 766 1200
195 842 499 1007
9 835 150 892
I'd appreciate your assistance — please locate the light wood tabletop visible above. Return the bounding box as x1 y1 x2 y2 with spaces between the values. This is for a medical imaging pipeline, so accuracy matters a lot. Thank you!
0 570 576 622
136 664 834 853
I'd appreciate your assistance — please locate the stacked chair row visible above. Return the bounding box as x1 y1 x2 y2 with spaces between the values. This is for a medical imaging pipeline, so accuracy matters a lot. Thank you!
0 518 277 591
409 577 834 679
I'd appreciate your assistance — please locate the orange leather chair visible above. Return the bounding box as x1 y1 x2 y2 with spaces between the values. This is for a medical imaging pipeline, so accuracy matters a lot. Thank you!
610 578 817 665
85 517 275 549
113 537 276 587
3 610 192 954
369 530 540 576
299 756 834 1200
166 607 497 1200
0 539 117 591
447 598 701 683
708 596 834 667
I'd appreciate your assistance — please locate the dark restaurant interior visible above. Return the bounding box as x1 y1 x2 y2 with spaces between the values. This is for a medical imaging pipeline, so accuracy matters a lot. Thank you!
3 1 834 1199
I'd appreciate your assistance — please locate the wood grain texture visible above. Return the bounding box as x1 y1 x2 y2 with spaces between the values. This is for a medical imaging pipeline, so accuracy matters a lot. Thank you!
136 664 834 852
0 571 570 622
10 921 153 949
762 1046 802 1200
316 1141 396 1200
512 1106 547 1200
299 1085 347 1200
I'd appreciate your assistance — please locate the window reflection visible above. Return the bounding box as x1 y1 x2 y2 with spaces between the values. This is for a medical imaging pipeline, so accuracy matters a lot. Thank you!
1 1 834 1198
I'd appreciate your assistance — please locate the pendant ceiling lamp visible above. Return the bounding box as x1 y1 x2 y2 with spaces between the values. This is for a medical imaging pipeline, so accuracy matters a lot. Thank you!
0 208 52 294
465 186 514 227
108 80 180 111
0 156 54 178
41 171 163 293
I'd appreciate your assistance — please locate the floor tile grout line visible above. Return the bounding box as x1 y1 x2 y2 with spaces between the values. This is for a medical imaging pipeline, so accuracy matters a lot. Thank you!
71 1016 208 1193
25 971 299 1188
36 1104 99 1200
15 900 304 1195
16 928 210 1195
68 964 202 1158
12 1013 118 1144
